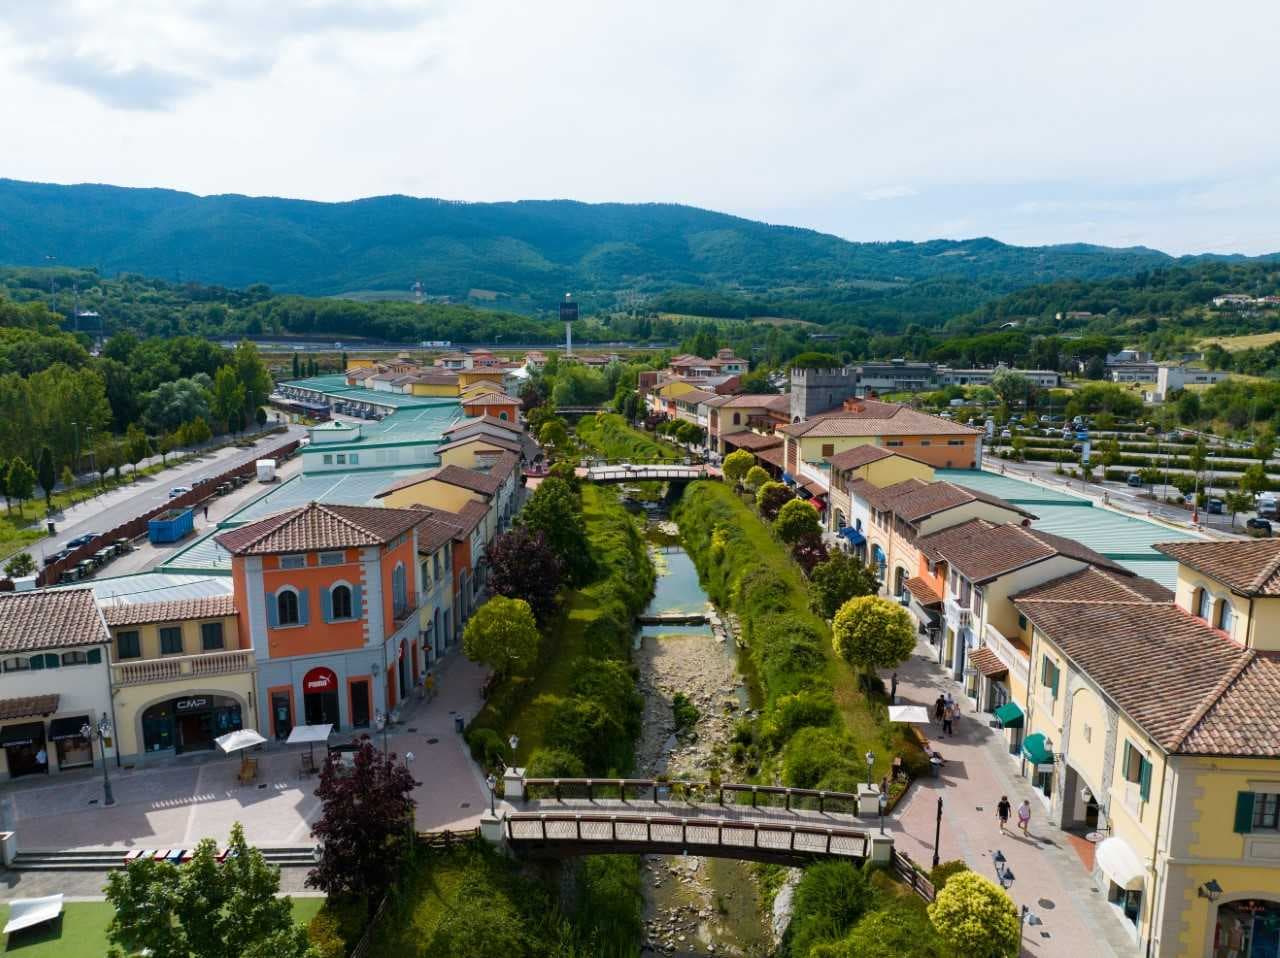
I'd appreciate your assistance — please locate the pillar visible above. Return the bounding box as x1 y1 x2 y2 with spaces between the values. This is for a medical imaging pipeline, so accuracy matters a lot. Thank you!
869 833 894 864
504 766 526 802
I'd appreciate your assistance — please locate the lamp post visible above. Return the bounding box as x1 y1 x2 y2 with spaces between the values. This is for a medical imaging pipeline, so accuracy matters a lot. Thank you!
80 713 114 807
932 795 943 868
486 773 497 816
865 750 874 787
372 658 388 755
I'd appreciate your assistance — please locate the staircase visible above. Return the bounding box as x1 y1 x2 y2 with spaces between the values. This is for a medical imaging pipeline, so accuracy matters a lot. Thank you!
12 845 317 871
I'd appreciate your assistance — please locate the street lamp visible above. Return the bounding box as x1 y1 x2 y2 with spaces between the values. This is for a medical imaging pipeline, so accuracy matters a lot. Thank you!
485 773 497 816
80 713 115 806
932 795 943 868
864 750 875 787
993 849 1015 888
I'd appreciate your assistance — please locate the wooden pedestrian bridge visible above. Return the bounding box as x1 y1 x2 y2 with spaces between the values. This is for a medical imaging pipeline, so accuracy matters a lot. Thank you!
499 777 891 866
575 459 721 485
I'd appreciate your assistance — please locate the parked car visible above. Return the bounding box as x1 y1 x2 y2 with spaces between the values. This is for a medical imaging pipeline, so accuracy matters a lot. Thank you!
1126 473 1144 488
1206 498 1225 515
1000 429 1012 439
65 533 97 549
168 485 192 498
1246 517 1273 537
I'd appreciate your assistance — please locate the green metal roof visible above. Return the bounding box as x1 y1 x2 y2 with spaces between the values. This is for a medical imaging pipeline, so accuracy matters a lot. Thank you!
938 469 1201 590
159 530 235 574
221 469 427 525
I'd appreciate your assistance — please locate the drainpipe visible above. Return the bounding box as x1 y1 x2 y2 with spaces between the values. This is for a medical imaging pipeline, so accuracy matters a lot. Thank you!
1144 754 1171 958
1019 627 1036 779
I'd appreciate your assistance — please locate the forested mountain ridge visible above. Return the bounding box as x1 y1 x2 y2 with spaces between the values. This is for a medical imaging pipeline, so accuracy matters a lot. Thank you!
0 177 1201 313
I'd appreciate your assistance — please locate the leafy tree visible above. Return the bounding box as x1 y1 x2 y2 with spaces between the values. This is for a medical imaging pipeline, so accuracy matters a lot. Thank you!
927 871 1020 958
255 406 268 429
1188 440 1208 478
518 476 593 584
211 366 246 434
4 552 35 578
775 498 821 544
486 527 562 625
36 445 55 508
1101 436 1120 470
145 376 213 433
790 532 829 575
427 872 530 958
1254 428 1276 463
1242 462 1271 496
809 552 879 619
1138 464 1163 494
745 465 770 490
291 352 301 378
831 595 916 677
105 822 310 958
722 449 755 486
1226 491 1254 527
93 439 117 487
158 432 176 466
990 368 1033 406
538 419 570 454
813 908 946 958
59 465 76 502
5 457 35 516
308 736 416 908
756 480 795 520
462 596 540 679
786 860 872 958
125 422 150 477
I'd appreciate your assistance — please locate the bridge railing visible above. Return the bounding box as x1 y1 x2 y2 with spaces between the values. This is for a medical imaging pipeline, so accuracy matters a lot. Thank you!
505 811 869 859
579 457 698 468
521 778 860 814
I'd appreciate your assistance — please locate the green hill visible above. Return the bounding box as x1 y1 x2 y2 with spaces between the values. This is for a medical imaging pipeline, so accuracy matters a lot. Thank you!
0 178 1189 314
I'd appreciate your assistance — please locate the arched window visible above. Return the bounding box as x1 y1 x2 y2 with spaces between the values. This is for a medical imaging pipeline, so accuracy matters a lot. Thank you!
1217 599 1234 635
1196 587 1213 621
332 584 353 619
3 657 29 672
733 412 741 425
29 653 59 670
894 567 907 599
499 411 509 421
278 589 300 626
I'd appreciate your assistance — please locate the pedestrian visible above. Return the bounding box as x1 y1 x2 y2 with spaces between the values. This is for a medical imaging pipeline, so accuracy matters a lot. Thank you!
933 695 946 724
425 671 435 702
35 747 47 767
203 505 209 521
997 795 1011 833
890 671 899 705
1017 798 1032 836
942 703 954 736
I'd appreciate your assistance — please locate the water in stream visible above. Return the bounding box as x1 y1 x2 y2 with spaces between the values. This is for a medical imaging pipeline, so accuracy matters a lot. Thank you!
634 520 773 956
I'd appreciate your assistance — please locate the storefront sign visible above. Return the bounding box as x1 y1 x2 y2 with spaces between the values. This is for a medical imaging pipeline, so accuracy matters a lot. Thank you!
175 697 209 712
303 667 338 693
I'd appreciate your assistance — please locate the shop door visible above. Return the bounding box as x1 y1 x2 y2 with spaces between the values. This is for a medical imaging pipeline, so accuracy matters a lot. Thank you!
177 714 216 753
302 667 341 730
351 680 371 728
272 692 293 741
2 724 48 777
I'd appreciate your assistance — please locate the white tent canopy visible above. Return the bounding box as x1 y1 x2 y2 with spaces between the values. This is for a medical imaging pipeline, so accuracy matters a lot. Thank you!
286 724 333 745
3 895 63 934
1096 837 1146 891
215 729 267 754
887 705 931 724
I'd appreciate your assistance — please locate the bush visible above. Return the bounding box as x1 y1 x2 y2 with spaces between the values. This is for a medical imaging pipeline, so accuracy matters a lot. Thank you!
466 728 510 769
525 747 586 779
927 872 1020 958
812 906 946 958
763 690 838 746
543 695 631 775
929 859 970 893
786 861 872 957
672 693 700 734
782 727 861 790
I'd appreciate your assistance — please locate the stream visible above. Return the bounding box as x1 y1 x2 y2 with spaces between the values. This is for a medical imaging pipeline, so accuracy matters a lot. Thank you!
633 517 774 957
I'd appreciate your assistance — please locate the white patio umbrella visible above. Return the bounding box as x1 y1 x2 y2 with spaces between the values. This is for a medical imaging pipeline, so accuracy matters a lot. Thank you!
286 723 333 768
887 705 931 724
215 729 267 754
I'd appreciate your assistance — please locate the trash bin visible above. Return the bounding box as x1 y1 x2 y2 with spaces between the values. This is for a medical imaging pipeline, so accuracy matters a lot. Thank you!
930 757 942 778
46 521 56 535
454 714 464 734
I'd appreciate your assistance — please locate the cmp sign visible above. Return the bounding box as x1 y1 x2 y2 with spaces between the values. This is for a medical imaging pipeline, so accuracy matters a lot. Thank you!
559 301 578 323
175 697 208 712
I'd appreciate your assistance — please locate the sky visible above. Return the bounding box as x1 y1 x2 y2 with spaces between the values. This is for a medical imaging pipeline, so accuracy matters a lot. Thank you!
2 0 1278 256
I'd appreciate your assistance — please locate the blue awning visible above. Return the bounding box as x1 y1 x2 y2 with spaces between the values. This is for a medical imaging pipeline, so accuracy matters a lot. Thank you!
838 527 866 545
781 471 795 485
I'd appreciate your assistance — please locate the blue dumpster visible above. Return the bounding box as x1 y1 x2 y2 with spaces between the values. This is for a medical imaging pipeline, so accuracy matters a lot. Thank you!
148 508 194 545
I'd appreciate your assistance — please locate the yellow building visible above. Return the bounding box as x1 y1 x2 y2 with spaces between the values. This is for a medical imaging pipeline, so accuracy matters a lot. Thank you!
1010 552 1280 957
407 372 460 397
458 369 506 390
435 433 524 471
102 594 258 761
825 445 934 534
345 359 377 372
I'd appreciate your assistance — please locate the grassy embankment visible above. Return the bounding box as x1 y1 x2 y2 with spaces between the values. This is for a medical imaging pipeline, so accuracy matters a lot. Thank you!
674 481 926 791
576 412 684 461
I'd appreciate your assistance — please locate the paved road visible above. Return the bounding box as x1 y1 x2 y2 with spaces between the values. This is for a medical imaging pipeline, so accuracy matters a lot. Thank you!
37 426 305 562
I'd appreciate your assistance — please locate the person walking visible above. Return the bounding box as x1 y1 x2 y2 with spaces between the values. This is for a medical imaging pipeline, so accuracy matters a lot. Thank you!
997 795 1012 833
933 694 946 725
942 701 954 736
1017 798 1032 836
424 671 435 702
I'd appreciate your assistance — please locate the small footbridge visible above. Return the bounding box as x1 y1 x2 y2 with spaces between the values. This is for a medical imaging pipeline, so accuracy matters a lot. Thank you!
495 776 892 866
576 459 721 485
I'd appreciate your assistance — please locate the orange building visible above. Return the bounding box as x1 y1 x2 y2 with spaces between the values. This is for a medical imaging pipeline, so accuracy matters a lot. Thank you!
217 502 444 740
461 391 520 422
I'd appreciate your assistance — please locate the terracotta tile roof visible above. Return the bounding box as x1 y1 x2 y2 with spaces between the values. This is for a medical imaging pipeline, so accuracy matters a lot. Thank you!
848 477 931 512
756 446 785 470
0 589 108 654
443 416 525 437
882 480 1037 524
904 576 943 606
216 502 427 555
1010 565 1174 604
406 372 460 386
825 445 896 470
1179 654 1280 756
780 402 982 438
462 393 517 407
969 646 1008 678
722 432 783 452
1152 540 1280 596
102 594 238 627
435 434 523 456
708 393 786 409
377 463 504 500
917 519 1121 583
0 695 60 721
415 514 465 552
453 499 490 535
676 389 718 405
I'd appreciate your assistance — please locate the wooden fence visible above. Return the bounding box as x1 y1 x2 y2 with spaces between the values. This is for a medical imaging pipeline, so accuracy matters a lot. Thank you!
890 849 936 902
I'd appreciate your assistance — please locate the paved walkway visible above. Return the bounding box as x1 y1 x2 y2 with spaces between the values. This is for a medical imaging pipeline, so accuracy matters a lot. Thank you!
0 651 491 849
887 641 1139 958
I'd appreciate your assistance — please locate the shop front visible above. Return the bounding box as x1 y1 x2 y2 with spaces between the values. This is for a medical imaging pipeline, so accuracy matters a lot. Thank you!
0 722 48 778
1215 899 1280 958
302 667 340 728
48 715 93 769
260 653 383 741
141 694 244 755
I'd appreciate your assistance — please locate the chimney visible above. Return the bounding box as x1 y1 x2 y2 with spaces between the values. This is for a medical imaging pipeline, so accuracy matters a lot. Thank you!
843 398 866 413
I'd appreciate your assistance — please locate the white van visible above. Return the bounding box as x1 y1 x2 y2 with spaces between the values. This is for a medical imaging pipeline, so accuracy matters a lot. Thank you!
168 485 192 498
1258 495 1279 519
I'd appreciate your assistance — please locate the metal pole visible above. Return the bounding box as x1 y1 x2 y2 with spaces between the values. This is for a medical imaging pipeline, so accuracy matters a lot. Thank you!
98 715 115 806
932 796 943 868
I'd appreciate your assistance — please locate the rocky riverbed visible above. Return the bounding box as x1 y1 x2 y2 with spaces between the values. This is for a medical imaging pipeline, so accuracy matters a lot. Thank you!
634 546 773 957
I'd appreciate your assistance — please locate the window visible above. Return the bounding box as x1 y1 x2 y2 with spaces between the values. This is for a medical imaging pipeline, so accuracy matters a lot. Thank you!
61 650 88 666
1197 587 1213 621
350 454 360 464
821 443 835 457
331 584 353 619
280 554 306 570
319 551 345 566
323 454 333 464
886 439 904 447
733 412 741 425
201 622 225 651
117 631 141 659
160 627 183 655
29 653 59 670
420 561 431 588
1108 884 1142 927
1217 599 1234 634
277 590 300 626
1017 613 1027 630
948 439 965 446
920 440 931 447
972 589 984 618
3 657 28 672
336 454 346 465
1122 741 1153 802
1253 793 1280 830
1040 656 1060 700
87 648 102 664
433 553 442 579
392 564 408 619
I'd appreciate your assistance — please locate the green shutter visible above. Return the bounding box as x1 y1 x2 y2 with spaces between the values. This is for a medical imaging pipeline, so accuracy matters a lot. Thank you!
1234 792 1255 834
1050 662 1059 697
1139 759 1152 803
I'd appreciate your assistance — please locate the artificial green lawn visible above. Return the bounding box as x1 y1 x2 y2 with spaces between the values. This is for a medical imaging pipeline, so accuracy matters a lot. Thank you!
0 897 324 956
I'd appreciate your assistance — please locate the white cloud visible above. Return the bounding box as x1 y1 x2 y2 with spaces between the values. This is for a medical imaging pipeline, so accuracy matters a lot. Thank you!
0 0 1277 253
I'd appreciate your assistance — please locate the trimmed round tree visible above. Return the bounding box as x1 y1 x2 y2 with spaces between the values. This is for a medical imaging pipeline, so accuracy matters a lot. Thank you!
756 480 795 520
775 498 821 544
722 449 755 486
808 551 879 619
745 465 770 491
927 871 1020 957
463 596 540 679
831 595 916 678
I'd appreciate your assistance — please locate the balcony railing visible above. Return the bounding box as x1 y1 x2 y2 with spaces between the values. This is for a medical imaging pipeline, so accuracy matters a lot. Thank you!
983 622 1029 687
112 649 255 687
944 598 972 631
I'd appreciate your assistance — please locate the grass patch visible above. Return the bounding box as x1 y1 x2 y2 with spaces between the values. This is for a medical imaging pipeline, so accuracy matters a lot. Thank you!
1199 331 1280 351
576 413 683 462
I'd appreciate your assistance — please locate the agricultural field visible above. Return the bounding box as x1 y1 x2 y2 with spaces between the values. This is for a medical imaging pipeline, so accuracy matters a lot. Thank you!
1198 331 1280 352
